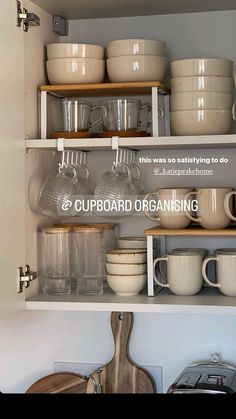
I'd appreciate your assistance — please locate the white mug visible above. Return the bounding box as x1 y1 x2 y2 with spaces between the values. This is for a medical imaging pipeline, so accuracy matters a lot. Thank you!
153 253 203 295
185 187 233 229
171 248 207 257
145 187 194 229
202 250 236 296
158 248 207 279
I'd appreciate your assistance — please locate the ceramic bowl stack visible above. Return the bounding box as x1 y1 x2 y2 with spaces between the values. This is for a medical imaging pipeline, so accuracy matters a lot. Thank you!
106 39 167 82
46 43 105 84
118 236 147 249
106 247 147 296
170 58 234 135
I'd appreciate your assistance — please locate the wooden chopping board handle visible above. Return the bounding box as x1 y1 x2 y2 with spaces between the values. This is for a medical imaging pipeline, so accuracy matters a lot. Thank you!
110 312 134 363
97 311 155 393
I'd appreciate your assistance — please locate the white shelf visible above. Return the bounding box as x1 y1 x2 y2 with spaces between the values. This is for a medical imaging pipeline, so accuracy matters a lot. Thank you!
26 135 236 151
26 288 236 315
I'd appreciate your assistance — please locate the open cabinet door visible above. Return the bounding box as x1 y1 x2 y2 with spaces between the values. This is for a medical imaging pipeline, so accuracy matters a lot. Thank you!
0 0 25 317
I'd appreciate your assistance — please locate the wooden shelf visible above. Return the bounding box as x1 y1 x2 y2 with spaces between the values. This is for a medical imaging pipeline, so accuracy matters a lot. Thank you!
26 134 236 151
145 227 236 236
40 81 170 97
26 288 236 315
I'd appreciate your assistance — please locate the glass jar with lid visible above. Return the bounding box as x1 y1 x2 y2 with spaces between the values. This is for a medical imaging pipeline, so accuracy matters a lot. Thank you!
39 226 71 295
91 223 118 285
72 225 104 295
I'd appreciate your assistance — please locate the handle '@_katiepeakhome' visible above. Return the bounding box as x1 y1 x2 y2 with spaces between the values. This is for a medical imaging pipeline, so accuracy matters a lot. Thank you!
153 256 169 288
224 191 236 222
144 192 160 221
184 191 200 223
201 256 220 288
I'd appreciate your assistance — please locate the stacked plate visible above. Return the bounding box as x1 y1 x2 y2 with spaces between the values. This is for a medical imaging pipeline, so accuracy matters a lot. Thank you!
170 58 234 135
106 248 147 296
46 43 105 84
106 38 167 82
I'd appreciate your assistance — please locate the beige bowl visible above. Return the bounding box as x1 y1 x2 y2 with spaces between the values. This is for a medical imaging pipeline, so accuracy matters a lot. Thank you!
171 58 233 77
107 55 166 82
107 273 146 296
170 76 233 93
170 92 233 111
46 58 105 84
106 262 147 275
171 109 232 136
47 43 105 59
118 237 147 249
107 39 167 58
106 249 147 264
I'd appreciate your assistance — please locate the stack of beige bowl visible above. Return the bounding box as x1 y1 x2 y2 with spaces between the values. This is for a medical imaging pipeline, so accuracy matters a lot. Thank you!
106 237 147 296
46 43 105 84
170 58 234 135
106 39 167 82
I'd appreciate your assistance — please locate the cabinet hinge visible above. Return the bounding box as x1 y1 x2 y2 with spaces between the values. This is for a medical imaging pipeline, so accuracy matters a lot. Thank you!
16 0 40 32
53 15 68 36
17 265 37 293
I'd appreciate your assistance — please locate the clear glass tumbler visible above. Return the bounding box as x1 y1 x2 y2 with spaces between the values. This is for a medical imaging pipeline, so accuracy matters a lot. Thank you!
39 226 71 295
91 223 119 286
72 226 104 295
51 99 93 132
101 99 141 131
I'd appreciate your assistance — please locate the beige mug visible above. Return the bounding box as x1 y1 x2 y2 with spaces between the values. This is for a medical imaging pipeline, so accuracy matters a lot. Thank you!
202 250 236 296
153 253 203 295
185 187 233 229
171 248 207 257
158 248 207 279
224 190 236 222
145 187 194 229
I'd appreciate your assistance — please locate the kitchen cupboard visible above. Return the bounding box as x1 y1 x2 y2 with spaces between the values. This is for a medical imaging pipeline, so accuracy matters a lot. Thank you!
2 0 236 394
2 0 236 319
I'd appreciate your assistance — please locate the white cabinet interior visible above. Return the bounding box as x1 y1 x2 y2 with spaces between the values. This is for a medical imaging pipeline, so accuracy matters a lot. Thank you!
2 0 236 394
31 0 236 19
11 1 236 313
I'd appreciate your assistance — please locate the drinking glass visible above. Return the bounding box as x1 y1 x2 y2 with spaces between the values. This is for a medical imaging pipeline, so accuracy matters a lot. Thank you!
51 99 98 132
99 99 152 131
93 163 136 217
37 168 76 217
72 226 104 295
39 226 71 295
91 223 119 286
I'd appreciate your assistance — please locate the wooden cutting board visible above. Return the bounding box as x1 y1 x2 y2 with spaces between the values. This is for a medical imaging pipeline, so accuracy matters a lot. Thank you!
98 312 156 393
26 372 92 394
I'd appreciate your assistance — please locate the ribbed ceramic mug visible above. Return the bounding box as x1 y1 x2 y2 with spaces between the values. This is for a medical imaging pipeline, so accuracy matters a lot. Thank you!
202 250 236 296
185 187 233 229
224 190 236 222
153 253 203 295
145 188 194 229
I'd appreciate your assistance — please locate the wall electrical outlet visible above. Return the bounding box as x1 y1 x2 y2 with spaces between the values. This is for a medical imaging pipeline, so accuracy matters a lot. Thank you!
54 361 163 393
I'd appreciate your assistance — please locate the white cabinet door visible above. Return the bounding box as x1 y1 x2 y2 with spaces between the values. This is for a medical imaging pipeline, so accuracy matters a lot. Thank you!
0 0 25 317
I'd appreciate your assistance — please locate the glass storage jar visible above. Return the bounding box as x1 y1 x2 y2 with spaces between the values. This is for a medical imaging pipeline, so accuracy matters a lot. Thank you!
72 225 104 295
91 223 119 285
39 226 71 295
